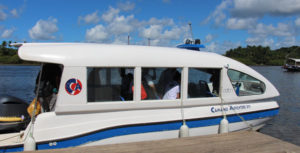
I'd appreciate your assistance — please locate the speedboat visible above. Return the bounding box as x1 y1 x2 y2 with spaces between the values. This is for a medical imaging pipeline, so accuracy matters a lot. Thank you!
283 58 300 72
0 95 30 133
0 43 279 152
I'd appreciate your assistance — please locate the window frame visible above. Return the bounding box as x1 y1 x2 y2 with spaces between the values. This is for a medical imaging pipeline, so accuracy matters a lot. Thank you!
187 67 222 99
86 67 135 103
140 67 183 101
227 69 266 96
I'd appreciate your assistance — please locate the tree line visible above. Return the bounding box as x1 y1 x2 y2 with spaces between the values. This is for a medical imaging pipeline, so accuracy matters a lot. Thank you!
1 40 300 65
225 45 300 65
0 40 35 64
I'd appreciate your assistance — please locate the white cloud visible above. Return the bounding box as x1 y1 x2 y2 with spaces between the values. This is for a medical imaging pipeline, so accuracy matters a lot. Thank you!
113 35 129 45
102 7 120 23
85 24 109 42
29 17 58 40
295 18 300 26
162 27 181 40
203 0 232 26
117 1 135 11
10 9 18 17
205 41 241 54
140 25 163 39
275 36 297 48
204 34 214 43
226 18 257 30
138 24 188 46
231 0 300 18
147 18 174 26
0 9 7 21
246 37 275 47
244 22 298 48
206 42 218 52
1 28 14 38
249 23 294 37
108 15 135 35
78 11 100 24
83 6 189 46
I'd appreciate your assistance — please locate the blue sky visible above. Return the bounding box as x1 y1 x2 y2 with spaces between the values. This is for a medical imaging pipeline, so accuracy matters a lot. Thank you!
1 0 300 54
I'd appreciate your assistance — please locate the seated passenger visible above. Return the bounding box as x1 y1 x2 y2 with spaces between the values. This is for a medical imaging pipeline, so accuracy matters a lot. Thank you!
157 68 178 98
142 69 159 99
163 71 181 100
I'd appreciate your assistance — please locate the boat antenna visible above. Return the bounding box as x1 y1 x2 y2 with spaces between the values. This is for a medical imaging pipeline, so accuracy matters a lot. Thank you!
148 38 150 46
188 22 194 41
128 33 130 45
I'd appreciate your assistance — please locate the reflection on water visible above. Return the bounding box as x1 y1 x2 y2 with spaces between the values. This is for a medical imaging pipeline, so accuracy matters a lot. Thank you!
0 65 299 145
252 66 300 145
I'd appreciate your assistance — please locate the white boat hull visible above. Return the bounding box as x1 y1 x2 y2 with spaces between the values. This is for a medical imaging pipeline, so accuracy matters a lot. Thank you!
0 101 278 152
84 117 270 146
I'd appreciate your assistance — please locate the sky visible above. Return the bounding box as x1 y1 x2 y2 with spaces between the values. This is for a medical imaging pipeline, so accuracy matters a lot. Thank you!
1 0 300 54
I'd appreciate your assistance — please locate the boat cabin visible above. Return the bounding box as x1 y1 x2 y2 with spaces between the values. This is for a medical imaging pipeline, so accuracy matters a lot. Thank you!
17 43 278 114
286 58 300 66
0 43 280 152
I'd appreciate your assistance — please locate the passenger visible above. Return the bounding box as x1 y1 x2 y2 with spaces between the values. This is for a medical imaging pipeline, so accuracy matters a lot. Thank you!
120 68 133 100
157 68 178 98
142 69 159 99
163 71 181 100
120 68 147 100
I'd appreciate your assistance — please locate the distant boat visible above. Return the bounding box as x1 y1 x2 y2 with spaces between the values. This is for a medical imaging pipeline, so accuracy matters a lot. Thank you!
283 58 300 72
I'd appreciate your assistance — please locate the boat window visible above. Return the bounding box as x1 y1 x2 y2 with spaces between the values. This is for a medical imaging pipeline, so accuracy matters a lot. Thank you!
227 69 265 96
141 68 182 100
87 68 134 102
188 68 220 98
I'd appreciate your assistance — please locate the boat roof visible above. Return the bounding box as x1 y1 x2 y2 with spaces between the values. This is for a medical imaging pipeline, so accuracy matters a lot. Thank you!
288 58 300 62
17 43 240 68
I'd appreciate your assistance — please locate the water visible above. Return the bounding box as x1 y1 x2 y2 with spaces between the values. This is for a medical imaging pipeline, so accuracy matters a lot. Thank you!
253 66 300 145
0 65 39 102
0 65 299 145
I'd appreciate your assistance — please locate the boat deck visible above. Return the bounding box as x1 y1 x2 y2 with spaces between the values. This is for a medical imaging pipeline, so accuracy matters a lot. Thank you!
0 132 23 146
20 131 300 153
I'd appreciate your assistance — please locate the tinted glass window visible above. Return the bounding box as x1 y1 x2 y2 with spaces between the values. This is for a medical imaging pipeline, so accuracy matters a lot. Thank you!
141 68 182 100
227 69 265 96
188 68 220 98
87 68 134 102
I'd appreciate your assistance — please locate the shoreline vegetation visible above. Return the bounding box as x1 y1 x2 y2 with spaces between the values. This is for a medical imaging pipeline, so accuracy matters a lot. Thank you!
0 41 300 66
0 41 37 65
225 45 300 66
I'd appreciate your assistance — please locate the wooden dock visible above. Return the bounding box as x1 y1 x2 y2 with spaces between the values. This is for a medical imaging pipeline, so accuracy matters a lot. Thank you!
23 131 300 153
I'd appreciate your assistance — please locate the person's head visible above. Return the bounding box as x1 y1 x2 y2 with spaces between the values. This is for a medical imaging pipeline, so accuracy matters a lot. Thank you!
142 68 149 76
173 71 181 83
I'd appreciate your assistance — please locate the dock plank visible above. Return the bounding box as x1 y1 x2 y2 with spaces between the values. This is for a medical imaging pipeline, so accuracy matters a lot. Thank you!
22 131 300 153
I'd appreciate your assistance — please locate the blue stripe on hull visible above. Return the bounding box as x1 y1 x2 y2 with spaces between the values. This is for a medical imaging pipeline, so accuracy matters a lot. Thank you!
0 109 279 152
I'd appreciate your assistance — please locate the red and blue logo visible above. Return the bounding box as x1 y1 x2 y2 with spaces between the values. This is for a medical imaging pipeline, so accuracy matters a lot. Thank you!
65 78 82 95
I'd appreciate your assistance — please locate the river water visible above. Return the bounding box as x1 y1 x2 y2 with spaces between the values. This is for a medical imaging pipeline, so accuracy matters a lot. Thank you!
0 65 299 145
